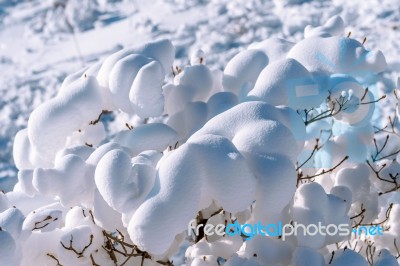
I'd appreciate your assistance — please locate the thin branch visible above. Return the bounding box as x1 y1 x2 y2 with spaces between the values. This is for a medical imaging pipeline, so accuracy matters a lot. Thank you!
90 254 100 266
296 139 320 171
329 251 335 264
356 203 393 228
60 234 94 258
361 87 369 102
90 110 111 125
33 215 58 231
47 253 63 266
360 95 386 105
394 239 400 259
362 37 367 45
298 156 348 182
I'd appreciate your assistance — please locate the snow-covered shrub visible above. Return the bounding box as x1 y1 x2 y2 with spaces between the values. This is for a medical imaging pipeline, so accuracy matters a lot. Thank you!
3 15 400 266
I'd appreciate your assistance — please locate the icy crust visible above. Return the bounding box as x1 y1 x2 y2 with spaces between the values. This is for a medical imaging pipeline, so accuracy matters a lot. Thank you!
128 102 304 255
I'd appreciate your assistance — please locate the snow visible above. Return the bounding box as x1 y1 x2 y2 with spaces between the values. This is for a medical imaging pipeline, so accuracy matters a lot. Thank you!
114 123 178 155
22 207 62 233
287 36 387 76
222 49 268 96
247 58 326 109
164 63 214 115
291 246 325 266
292 182 350 249
1 0 400 265
128 133 258 255
0 207 24 239
248 38 294 62
304 15 344 38
27 75 103 162
95 148 157 215
329 249 368 266
0 229 18 265
129 60 165 118
32 154 88 206
236 235 293 265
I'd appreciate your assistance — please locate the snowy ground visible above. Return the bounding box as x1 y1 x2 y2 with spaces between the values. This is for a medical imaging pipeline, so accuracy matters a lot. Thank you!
0 0 399 190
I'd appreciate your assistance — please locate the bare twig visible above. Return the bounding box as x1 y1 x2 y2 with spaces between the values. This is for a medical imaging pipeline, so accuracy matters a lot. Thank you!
60 234 94 258
47 253 63 266
298 156 348 184
90 254 100 266
394 239 400 259
296 139 320 171
33 215 58 231
90 110 111 125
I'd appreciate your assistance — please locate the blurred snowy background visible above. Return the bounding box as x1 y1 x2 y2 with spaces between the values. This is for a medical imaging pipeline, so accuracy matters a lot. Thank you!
0 0 399 190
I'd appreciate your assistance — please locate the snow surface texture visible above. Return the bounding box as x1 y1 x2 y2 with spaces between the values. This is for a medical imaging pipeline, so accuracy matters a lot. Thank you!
1 0 400 265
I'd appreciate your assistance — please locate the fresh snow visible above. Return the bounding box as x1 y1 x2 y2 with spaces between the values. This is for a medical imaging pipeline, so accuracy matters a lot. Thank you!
1 0 400 265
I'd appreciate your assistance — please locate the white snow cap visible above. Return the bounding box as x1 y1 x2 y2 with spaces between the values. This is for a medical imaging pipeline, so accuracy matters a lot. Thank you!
304 15 345 38
23 208 62 233
13 128 52 169
186 236 243 263
114 123 178 155
190 49 206 65
0 230 19 265
128 102 303 255
27 75 103 162
0 192 10 213
129 60 165 118
287 36 387 76
291 247 325 266
236 235 293 265
164 63 214 115
292 182 350 249
32 154 89 206
97 39 174 85
95 149 157 215
329 249 368 266
108 54 152 113
375 249 400 266
334 164 371 203
248 38 294 62
128 134 257 255
223 49 268 96
247 58 327 109
97 39 175 112
0 207 25 239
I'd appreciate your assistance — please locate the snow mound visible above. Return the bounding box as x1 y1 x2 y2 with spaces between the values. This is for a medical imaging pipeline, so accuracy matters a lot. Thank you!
287 36 387 76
